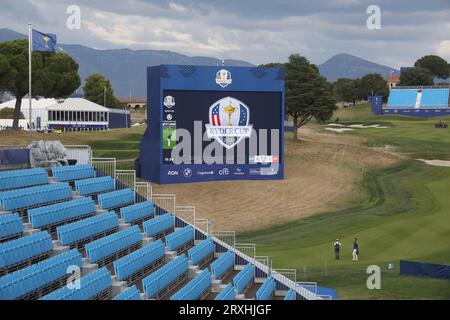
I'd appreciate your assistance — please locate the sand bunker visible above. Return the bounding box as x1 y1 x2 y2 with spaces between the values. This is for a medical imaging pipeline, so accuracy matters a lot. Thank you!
325 128 355 133
417 159 450 167
327 123 389 129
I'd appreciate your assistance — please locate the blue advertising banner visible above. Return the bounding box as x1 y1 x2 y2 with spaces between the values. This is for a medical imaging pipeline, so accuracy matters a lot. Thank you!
137 65 285 184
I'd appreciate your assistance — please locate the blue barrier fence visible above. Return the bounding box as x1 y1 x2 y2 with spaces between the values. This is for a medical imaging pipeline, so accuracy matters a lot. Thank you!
400 260 450 280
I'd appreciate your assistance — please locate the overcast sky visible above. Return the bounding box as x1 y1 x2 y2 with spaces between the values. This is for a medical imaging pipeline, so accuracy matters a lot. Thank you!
1 0 450 68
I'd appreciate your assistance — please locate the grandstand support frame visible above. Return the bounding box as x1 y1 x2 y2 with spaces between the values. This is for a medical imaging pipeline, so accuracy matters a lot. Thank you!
0 151 322 300
175 206 196 228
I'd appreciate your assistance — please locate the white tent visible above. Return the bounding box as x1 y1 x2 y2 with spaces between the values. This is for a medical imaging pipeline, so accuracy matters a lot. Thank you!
0 97 110 131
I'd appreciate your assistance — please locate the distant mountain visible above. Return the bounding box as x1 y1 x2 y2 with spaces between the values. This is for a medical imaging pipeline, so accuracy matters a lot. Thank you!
0 28 253 97
318 53 399 82
1 28 401 95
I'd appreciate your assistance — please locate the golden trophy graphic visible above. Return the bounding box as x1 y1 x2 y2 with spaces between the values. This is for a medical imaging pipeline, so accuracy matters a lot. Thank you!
42 35 50 48
223 99 236 127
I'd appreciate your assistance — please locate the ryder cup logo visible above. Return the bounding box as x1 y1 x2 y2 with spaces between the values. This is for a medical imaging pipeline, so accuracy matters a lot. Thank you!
163 95 175 108
215 69 232 88
205 97 252 149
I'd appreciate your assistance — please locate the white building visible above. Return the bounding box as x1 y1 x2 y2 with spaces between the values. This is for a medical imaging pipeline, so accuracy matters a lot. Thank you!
0 97 109 131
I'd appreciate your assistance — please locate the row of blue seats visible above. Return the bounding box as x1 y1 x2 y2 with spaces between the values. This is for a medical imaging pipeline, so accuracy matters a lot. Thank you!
113 285 141 300
0 213 23 240
143 213 174 238
28 197 96 229
0 183 72 211
0 231 53 270
75 176 114 196
57 211 118 247
165 226 194 252
188 238 214 265
143 254 189 299
40 267 112 300
98 188 134 210
120 201 155 224
420 89 449 108
0 168 48 192
0 249 82 300
284 288 296 300
85 225 142 263
210 251 234 279
233 263 255 294
170 269 211 300
52 165 95 183
113 240 165 282
255 276 275 300
215 283 235 300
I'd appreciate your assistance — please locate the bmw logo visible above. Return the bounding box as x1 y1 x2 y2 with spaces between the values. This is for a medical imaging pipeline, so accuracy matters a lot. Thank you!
183 168 192 178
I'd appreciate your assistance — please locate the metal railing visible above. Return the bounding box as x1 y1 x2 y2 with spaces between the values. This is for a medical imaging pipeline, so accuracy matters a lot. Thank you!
212 231 235 249
115 169 136 191
135 181 152 203
152 194 175 215
194 218 211 238
92 158 116 178
175 206 196 228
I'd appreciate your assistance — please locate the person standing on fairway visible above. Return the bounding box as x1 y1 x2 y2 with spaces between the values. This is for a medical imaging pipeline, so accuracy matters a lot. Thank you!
352 237 359 261
334 239 342 260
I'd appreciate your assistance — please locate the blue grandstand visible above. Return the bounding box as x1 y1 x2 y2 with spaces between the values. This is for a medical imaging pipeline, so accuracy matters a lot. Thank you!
374 86 450 116
0 162 322 301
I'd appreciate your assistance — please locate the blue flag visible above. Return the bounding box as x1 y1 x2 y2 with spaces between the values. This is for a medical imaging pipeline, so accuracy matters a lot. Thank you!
32 29 57 52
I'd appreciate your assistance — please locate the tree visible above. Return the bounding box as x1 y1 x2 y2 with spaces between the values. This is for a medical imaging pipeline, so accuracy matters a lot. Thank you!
285 54 336 140
334 78 359 104
400 67 434 86
358 73 389 102
0 40 80 128
83 73 121 108
415 55 449 79
0 107 24 119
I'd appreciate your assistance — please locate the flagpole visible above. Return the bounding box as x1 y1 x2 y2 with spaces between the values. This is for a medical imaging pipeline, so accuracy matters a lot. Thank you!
28 23 32 144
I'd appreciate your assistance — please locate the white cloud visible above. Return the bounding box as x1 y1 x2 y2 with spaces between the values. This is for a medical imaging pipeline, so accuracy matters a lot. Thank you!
435 40 450 60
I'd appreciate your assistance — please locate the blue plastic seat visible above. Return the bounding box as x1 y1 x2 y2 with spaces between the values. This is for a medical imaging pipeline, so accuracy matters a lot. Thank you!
85 225 142 263
56 211 119 247
28 197 96 229
0 231 53 271
112 285 141 300
97 188 134 210
0 213 23 241
170 269 211 300
52 164 95 182
40 267 112 300
0 168 48 191
0 249 82 300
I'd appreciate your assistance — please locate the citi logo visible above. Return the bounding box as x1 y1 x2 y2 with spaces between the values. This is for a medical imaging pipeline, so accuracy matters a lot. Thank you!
219 168 229 176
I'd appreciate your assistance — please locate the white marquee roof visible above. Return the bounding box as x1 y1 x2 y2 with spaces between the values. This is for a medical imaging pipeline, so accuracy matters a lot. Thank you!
0 97 109 112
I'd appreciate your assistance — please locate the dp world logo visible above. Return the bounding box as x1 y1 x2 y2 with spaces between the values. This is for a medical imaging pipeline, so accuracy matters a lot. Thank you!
205 97 252 149
215 69 232 88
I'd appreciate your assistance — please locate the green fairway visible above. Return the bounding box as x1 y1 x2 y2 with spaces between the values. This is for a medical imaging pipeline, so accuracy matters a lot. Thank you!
239 105 450 299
